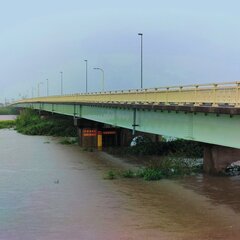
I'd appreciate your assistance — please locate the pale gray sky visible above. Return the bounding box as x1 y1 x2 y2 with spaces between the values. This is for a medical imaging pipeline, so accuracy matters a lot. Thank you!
1 0 240 102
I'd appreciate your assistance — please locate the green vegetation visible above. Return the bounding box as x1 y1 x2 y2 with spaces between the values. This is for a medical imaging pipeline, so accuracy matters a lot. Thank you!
105 157 202 181
15 109 77 137
107 139 203 160
127 140 203 158
136 156 202 180
0 120 16 129
0 107 17 115
103 170 117 180
136 168 163 181
105 137 203 180
121 169 134 178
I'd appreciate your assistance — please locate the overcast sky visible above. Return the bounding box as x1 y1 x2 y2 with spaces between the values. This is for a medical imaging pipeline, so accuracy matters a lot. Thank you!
1 0 240 102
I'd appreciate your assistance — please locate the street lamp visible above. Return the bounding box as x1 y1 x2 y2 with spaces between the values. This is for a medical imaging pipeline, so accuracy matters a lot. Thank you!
38 82 43 97
93 67 105 92
84 60 88 93
31 87 34 98
138 33 143 89
46 79 49 96
60 71 63 95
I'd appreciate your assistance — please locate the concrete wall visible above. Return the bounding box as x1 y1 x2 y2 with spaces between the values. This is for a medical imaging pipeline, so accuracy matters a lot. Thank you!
204 144 240 174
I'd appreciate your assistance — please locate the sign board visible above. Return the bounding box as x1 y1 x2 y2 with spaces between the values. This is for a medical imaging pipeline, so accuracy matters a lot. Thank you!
82 129 97 137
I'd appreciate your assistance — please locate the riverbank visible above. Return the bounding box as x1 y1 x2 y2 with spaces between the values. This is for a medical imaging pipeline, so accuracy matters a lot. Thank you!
0 120 15 129
104 139 203 180
15 109 77 137
0 106 17 115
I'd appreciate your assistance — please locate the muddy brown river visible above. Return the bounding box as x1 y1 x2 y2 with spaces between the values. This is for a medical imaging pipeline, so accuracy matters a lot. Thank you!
1 129 240 239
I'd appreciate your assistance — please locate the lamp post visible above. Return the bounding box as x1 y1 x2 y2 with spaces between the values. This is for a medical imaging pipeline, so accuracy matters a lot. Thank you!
46 79 49 96
31 87 34 98
38 82 43 97
84 60 88 93
26 90 29 99
93 67 105 92
60 71 63 95
138 33 143 89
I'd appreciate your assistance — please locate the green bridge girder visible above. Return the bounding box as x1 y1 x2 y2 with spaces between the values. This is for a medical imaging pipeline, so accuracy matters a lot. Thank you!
15 102 240 149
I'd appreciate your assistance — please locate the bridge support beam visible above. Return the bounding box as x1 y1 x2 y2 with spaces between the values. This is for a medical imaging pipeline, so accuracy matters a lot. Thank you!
204 144 240 174
119 129 133 146
78 127 122 149
78 128 100 149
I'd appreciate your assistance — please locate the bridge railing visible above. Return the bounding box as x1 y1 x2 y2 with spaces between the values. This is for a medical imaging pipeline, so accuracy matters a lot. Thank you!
17 81 240 107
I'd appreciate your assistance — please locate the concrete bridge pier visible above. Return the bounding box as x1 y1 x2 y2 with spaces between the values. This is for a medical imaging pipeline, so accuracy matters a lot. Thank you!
204 144 240 174
77 128 100 149
74 118 161 149
74 118 122 149
119 129 133 146
77 128 132 149
78 128 123 149
74 118 101 149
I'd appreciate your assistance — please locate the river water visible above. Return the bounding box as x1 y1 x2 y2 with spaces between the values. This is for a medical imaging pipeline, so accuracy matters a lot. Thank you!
1 129 240 240
0 115 17 120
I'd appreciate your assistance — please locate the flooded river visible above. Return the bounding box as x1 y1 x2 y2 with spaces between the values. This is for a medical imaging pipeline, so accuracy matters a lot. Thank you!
0 115 17 120
1 129 240 239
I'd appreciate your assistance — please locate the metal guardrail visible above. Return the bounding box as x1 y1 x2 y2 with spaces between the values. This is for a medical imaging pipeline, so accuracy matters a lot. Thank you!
16 81 240 107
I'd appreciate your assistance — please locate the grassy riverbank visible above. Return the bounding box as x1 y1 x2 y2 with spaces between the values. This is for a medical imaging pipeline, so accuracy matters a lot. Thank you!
104 156 203 181
0 107 18 115
16 109 77 137
105 139 203 181
108 139 203 158
0 120 16 129
134 140 202 158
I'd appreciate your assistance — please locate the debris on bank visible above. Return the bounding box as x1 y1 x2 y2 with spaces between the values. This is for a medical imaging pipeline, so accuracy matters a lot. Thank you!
225 161 240 176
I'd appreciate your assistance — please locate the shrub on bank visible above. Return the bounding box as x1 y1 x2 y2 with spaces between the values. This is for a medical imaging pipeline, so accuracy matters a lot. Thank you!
106 138 204 180
0 120 16 129
0 107 18 115
136 168 163 181
106 156 202 181
103 170 117 180
126 139 203 159
16 109 77 137
121 169 135 178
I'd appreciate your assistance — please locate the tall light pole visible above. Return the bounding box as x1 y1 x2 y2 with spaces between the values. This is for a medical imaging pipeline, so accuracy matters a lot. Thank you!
46 79 49 96
26 90 29 99
60 71 63 95
93 67 105 92
84 60 88 93
31 87 34 98
138 33 143 89
38 82 43 97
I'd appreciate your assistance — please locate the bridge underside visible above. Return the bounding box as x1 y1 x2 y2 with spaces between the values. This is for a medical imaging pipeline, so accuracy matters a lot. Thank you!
15 102 240 149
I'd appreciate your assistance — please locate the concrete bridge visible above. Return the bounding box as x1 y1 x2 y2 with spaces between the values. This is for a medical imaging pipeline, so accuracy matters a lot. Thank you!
13 81 240 173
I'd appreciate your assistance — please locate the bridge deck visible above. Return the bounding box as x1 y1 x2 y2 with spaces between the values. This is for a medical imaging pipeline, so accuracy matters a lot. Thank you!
17 81 240 108
14 81 240 149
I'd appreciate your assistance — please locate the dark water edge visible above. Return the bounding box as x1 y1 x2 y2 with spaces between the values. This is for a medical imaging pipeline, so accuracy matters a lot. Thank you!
0 129 240 240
